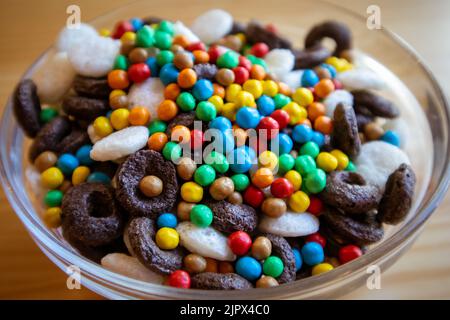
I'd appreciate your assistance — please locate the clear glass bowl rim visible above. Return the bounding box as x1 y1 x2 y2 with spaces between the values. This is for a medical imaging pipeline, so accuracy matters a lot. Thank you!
1 1 449 299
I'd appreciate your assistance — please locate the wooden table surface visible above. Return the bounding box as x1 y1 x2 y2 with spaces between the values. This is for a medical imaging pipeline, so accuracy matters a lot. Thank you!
0 0 449 299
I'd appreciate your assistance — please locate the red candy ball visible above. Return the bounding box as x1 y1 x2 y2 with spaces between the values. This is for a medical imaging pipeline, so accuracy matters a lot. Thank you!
270 110 290 129
190 129 204 150
332 79 343 90
307 196 323 216
128 63 151 83
250 42 270 58
265 23 278 34
112 20 134 39
270 178 294 198
208 46 222 64
339 245 363 264
238 55 252 71
233 66 250 85
186 42 206 52
228 231 252 256
257 116 279 140
305 232 326 248
244 185 265 208
168 270 191 288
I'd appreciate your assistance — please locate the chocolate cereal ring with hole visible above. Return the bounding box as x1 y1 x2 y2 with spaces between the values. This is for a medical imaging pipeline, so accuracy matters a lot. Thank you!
320 171 381 215
73 75 110 99
191 272 253 290
61 183 124 247
205 200 258 234
293 45 331 69
261 233 296 283
125 217 183 275
351 89 399 118
13 79 42 137
29 116 89 161
116 150 178 218
245 21 292 49
62 95 109 122
378 163 416 225
304 20 352 57
165 111 196 136
332 103 361 157
322 207 384 246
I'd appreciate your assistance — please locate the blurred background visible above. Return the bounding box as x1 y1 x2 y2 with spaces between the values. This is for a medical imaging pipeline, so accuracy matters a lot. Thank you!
0 0 449 299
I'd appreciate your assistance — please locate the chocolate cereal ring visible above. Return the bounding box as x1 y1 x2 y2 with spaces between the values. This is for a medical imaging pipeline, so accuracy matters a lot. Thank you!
191 272 253 290
205 200 258 234
193 63 218 80
293 45 331 69
13 79 42 137
126 217 183 275
29 116 89 160
320 171 381 214
261 233 296 283
116 150 178 218
61 183 124 247
245 21 292 49
322 207 384 246
62 95 109 122
378 163 416 225
73 75 110 99
165 112 196 136
352 90 399 118
332 103 361 157
304 20 352 57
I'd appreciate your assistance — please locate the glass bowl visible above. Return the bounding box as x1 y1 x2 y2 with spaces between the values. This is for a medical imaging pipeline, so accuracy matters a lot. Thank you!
1 0 449 299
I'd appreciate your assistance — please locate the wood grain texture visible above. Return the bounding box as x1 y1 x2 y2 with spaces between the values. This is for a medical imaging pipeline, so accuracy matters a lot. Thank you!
0 0 449 299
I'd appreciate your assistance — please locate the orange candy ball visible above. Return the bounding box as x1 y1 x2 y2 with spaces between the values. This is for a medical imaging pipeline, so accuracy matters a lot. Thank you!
157 100 179 121
172 35 190 48
250 64 266 80
193 50 209 64
278 82 291 96
164 83 181 100
213 83 225 98
314 115 333 134
128 106 150 125
308 102 326 121
108 70 129 89
314 79 335 98
171 125 191 144
252 167 274 188
148 132 168 151
177 68 197 88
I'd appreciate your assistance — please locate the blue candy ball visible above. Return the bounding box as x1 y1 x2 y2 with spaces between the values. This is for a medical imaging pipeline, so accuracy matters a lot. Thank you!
381 130 400 147
311 131 325 148
301 242 324 266
146 57 160 77
257 95 275 116
130 18 144 31
292 124 313 143
236 107 261 129
271 132 293 155
157 213 178 229
192 79 214 101
159 63 179 85
228 146 253 173
235 256 262 281
243 145 257 161
209 116 232 131
57 153 79 175
87 172 111 184
292 248 303 271
76 145 94 166
321 63 337 78
301 69 320 87
214 129 235 154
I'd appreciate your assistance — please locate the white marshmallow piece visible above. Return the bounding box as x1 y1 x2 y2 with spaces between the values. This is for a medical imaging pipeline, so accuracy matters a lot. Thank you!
101 253 164 284
190 9 233 44
177 222 236 261
32 51 76 104
281 70 304 91
355 141 410 191
90 126 149 161
337 68 385 91
323 89 353 118
264 49 295 78
173 21 200 43
258 212 319 237
87 124 101 144
56 23 98 52
127 78 165 119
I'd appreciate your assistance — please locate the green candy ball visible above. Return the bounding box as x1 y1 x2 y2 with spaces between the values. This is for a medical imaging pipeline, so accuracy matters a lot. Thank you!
190 204 213 228
162 141 182 162
156 50 174 66
196 101 217 121
304 168 327 194
157 20 174 35
44 190 63 207
345 161 356 172
194 164 216 186
176 92 196 112
113 54 128 70
300 141 320 159
154 30 173 50
217 51 239 69
263 256 284 278
205 151 229 174
231 174 250 192
136 25 154 48
148 120 167 135
295 155 316 176
40 108 58 124
278 154 295 174
273 94 291 109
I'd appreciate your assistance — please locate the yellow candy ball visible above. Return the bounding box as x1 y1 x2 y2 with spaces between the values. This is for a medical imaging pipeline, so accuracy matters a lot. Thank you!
316 152 338 173
312 263 334 276
282 102 307 125
156 227 179 250
43 207 62 228
225 84 242 103
284 170 302 191
288 190 310 212
181 181 204 203
235 33 246 45
99 28 111 37
110 89 126 99
221 102 236 121
325 56 352 73
243 80 263 99
72 166 91 185
120 31 136 43
110 108 130 130
258 151 278 171
208 95 224 113
262 80 278 97
41 167 64 189
293 87 314 107
236 91 255 108
330 149 349 170
93 116 113 137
